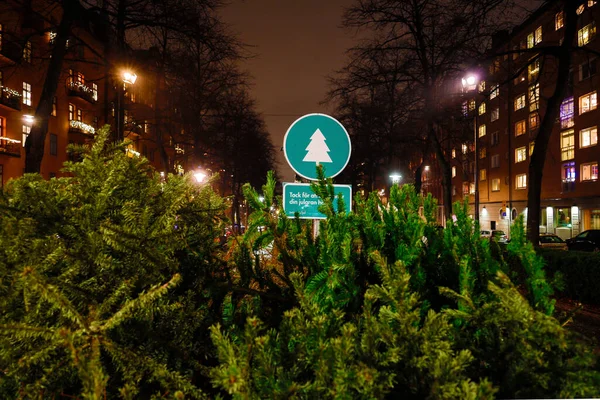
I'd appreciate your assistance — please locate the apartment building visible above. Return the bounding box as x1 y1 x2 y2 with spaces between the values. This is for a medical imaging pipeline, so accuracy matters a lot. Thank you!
0 1 184 187
449 0 600 239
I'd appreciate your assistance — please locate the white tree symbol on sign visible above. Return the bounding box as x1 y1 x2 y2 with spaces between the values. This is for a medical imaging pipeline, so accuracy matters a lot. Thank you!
303 129 332 165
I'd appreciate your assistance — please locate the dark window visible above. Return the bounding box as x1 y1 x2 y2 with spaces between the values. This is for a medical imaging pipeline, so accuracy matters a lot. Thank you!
50 133 57 156
490 221 496 230
49 172 56 178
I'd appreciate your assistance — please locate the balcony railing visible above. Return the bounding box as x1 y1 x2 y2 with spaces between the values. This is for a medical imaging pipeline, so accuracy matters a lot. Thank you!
67 81 97 103
0 86 22 111
0 137 22 157
69 120 96 136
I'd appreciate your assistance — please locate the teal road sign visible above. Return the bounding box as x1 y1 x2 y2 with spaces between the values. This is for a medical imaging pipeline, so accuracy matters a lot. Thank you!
283 183 352 219
283 113 351 180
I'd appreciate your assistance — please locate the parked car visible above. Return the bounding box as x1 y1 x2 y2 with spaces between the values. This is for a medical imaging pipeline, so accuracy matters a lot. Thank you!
480 230 491 238
490 230 508 243
566 230 600 252
538 234 568 250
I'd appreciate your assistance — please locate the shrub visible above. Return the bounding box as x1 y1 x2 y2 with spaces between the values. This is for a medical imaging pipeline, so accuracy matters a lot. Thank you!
211 172 600 399
538 249 600 304
0 127 226 399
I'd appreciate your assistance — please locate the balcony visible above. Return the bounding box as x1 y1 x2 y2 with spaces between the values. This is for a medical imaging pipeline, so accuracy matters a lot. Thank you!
69 120 96 137
67 81 97 104
0 87 22 111
0 137 22 157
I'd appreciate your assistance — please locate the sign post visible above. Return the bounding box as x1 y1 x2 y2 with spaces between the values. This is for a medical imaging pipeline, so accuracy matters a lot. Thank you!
282 113 352 231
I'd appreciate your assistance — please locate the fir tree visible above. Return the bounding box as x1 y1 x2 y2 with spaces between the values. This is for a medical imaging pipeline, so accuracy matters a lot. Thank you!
0 127 226 398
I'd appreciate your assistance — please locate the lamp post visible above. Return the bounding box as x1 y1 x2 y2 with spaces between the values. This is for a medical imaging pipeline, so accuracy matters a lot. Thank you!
116 70 137 142
462 73 480 222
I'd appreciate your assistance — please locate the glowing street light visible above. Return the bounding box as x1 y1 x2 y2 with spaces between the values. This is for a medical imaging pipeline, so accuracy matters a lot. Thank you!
23 114 35 124
389 173 402 184
122 71 138 85
194 169 207 183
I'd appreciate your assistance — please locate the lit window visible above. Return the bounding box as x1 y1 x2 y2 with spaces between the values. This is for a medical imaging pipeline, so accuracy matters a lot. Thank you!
527 33 534 49
555 11 564 30
22 82 32 106
491 107 499 121
463 182 470 195
480 169 487 181
590 1 597 7
560 97 575 128
528 58 540 82
529 83 539 111
92 83 98 101
578 22 596 47
563 162 576 182
22 124 31 147
468 99 475 111
451 148 456 158
51 96 57 116
581 162 599 181
77 109 82 122
515 120 526 136
478 124 486 137
580 126 598 148
535 26 542 45
23 41 32 63
514 94 526 110
529 113 539 130
490 85 499 99
478 81 486 92
578 4 586 15
516 174 527 189
529 142 535 156
470 183 475 194
580 59 597 80
462 143 468 154
561 129 575 161
516 146 527 163
68 103 75 121
492 178 500 191
579 91 597 114
478 102 486 115
49 31 56 45
479 147 486 159
452 166 456 177
491 154 500 168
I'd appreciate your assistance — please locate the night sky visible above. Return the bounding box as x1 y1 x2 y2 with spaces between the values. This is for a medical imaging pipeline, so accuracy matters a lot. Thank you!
221 0 356 182
221 0 542 183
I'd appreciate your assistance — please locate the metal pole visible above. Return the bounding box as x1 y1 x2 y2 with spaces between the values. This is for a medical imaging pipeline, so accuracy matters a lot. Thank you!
116 83 124 141
474 98 480 222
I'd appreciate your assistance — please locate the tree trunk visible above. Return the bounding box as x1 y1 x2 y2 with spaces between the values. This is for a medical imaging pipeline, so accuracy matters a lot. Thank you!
429 124 452 221
414 162 424 195
24 0 78 173
526 0 578 244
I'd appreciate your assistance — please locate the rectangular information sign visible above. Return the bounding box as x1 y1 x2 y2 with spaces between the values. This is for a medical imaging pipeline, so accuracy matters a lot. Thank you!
283 183 352 219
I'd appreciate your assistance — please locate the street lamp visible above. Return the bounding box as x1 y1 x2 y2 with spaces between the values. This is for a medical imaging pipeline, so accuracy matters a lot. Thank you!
462 72 480 222
194 169 207 183
389 173 402 184
116 69 137 142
